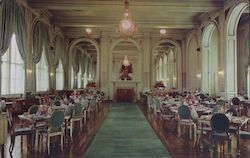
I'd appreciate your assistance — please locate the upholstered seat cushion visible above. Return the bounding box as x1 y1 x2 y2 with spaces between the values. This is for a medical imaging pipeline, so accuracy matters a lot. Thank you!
240 131 250 139
15 127 32 135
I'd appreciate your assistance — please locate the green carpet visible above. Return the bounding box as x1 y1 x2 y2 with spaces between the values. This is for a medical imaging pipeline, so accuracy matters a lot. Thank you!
84 102 171 158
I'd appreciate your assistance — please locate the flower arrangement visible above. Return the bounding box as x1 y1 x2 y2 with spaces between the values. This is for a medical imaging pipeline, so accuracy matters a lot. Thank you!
86 81 96 88
153 81 166 88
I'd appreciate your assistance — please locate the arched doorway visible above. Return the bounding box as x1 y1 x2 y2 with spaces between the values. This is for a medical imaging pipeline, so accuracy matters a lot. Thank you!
69 38 100 89
152 39 182 91
109 39 141 100
202 23 219 96
225 2 249 98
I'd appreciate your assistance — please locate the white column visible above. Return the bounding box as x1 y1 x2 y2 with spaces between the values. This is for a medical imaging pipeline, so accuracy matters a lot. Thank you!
225 36 238 98
142 33 151 91
100 32 110 97
202 48 209 93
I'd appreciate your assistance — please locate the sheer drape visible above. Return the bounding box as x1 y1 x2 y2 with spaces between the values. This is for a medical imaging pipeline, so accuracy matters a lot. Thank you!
71 65 75 89
36 49 49 92
56 60 64 90
72 48 81 88
85 56 90 77
54 36 65 89
1 35 24 94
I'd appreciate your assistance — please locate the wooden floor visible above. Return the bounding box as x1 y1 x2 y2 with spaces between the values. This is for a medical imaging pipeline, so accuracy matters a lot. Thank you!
138 102 250 158
2 102 111 158
2 101 250 158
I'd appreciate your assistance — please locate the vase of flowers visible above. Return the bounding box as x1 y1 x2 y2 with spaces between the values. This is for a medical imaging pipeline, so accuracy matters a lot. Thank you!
153 81 166 88
86 81 96 88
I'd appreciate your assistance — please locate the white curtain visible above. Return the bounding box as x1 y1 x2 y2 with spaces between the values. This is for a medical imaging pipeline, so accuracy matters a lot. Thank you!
70 65 74 89
77 67 82 89
36 48 49 92
56 60 64 90
1 34 24 94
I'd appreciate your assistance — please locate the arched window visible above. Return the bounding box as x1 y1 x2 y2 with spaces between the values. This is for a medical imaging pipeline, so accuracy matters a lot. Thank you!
77 67 82 89
1 34 25 95
36 48 49 92
56 60 64 90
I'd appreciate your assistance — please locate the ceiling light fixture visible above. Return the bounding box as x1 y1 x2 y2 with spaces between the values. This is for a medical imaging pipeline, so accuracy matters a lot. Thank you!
118 0 137 39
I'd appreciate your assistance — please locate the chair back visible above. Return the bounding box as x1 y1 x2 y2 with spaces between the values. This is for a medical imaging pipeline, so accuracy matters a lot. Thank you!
73 103 83 116
231 97 240 105
89 98 96 107
217 99 225 107
6 109 15 136
225 107 238 116
210 113 229 133
54 100 61 106
6 109 13 128
81 99 89 109
64 106 74 118
211 106 221 114
200 94 206 101
49 110 64 129
153 98 161 108
147 95 153 105
178 105 191 119
28 105 39 114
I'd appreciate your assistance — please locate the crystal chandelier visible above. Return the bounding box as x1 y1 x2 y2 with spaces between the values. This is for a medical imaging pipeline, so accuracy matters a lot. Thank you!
118 0 137 39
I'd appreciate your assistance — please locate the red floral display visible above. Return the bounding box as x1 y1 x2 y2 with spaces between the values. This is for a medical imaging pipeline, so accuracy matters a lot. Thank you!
86 82 96 88
153 81 166 88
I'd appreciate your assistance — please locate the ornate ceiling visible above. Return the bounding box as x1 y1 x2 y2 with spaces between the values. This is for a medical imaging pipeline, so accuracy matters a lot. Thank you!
27 0 228 39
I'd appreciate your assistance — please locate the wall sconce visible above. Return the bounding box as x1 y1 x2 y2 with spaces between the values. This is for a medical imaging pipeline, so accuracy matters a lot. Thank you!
160 29 166 35
85 28 92 36
196 73 201 78
218 70 224 75
50 73 54 76
27 69 32 73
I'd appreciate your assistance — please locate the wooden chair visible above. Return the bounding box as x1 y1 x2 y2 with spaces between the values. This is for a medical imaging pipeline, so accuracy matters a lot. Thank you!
64 106 73 141
238 130 250 154
38 110 65 155
231 97 241 115
160 104 175 131
87 97 97 121
210 113 232 156
28 105 39 114
81 99 88 124
177 105 197 140
6 109 33 154
70 103 83 141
